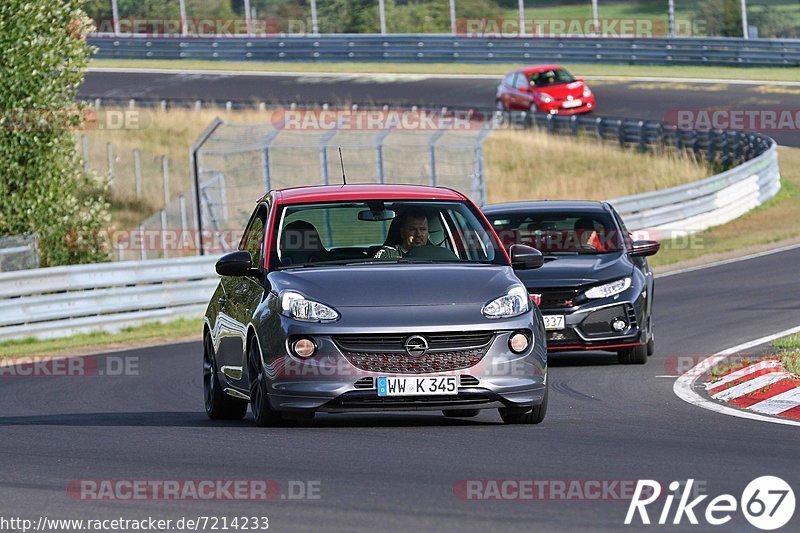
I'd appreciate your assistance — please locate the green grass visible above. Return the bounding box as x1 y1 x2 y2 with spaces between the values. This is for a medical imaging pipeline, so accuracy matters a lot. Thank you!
0 318 202 358
90 59 800 82
650 146 800 268
772 334 800 376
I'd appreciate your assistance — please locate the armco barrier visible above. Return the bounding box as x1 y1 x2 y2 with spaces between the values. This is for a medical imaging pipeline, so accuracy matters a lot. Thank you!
88 35 800 67
0 256 219 340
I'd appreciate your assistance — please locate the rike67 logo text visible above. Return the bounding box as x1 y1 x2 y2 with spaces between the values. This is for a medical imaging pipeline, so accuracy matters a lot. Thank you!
625 477 795 530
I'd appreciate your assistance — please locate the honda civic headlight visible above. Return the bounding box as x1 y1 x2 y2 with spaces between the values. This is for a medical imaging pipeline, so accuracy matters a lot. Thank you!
583 86 592 98
539 94 553 103
585 277 631 299
482 285 530 319
280 291 339 322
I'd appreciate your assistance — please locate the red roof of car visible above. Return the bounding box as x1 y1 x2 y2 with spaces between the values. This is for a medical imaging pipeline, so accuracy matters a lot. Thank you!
270 184 467 205
519 64 565 75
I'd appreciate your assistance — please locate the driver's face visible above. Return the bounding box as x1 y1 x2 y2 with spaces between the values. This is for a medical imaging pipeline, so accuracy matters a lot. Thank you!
400 217 429 249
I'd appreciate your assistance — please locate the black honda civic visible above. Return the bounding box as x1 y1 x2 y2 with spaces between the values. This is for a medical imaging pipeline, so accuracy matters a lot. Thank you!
483 201 660 364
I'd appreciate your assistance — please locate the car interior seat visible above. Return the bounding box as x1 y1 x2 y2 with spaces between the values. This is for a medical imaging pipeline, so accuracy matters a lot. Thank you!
280 220 328 265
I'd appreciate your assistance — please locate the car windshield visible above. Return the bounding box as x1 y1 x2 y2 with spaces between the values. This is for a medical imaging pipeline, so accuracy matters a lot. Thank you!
487 211 624 255
274 200 506 269
529 69 576 87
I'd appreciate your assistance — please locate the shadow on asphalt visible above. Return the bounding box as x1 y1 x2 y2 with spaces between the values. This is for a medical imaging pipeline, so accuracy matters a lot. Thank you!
0 411 504 428
548 351 619 367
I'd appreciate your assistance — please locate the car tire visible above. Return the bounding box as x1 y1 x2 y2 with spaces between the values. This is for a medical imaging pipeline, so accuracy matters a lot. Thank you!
499 388 547 425
442 409 480 418
203 333 247 421
617 344 648 365
647 336 655 356
248 337 286 427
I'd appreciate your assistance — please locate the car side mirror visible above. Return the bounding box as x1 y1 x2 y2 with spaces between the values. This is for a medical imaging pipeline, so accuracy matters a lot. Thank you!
577 76 585 82
215 250 254 276
510 244 544 270
629 240 660 257
518 85 529 93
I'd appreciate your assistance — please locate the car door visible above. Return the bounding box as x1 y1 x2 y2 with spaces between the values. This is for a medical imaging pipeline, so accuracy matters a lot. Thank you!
216 203 269 383
512 72 533 110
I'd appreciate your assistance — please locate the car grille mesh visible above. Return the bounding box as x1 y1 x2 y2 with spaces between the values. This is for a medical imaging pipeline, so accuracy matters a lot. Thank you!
335 332 494 374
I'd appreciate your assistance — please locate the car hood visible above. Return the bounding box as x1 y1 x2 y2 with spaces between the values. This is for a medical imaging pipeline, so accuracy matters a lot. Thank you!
513 252 633 289
268 264 520 307
537 80 585 99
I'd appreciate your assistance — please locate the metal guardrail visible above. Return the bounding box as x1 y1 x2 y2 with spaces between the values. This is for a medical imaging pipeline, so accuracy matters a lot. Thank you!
0 256 219 340
89 35 800 67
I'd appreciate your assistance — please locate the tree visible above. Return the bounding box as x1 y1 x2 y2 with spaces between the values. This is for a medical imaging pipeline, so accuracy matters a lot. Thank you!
0 0 110 266
697 0 743 37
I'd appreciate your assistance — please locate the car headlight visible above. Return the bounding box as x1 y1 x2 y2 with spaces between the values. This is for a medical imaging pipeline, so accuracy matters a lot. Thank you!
584 278 631 299
482 285 530 319
539 94 553 103
583 87 592 98
280 291 339 322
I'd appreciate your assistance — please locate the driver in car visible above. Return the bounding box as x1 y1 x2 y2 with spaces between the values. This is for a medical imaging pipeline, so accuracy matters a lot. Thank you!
374 210 430 258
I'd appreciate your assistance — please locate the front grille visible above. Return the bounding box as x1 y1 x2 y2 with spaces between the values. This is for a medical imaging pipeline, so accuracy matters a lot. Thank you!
334 331 494 353
530 289 582 309
342 348 490 374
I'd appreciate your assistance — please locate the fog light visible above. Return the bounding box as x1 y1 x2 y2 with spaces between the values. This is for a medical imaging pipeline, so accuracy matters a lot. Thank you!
509 332 530 353
612 319 627 332
291 338 316 358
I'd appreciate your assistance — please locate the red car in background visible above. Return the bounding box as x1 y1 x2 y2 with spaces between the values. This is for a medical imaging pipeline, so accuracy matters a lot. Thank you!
496 64 595 115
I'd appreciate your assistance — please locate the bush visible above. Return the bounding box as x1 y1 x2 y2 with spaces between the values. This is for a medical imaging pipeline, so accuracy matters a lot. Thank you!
0 0 111 266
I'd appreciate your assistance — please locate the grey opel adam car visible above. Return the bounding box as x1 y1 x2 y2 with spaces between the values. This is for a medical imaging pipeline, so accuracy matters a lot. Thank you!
204 184 548 426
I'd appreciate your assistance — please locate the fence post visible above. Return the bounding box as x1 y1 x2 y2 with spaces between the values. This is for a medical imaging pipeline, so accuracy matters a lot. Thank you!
160 210 169 258
133 148 142 200
179 194 188 255
106 142 115 192
428 129 447 187
81 134 89 173
261 146 272 192
162 156 170 206
218 173 230 223
189 117 223 256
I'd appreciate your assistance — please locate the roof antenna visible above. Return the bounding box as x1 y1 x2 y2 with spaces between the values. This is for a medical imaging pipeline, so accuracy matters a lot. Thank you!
338 147 347 186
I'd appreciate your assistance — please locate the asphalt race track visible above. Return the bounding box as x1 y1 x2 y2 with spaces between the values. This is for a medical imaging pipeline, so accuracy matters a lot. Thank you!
81 70 800 146
1 247 798 531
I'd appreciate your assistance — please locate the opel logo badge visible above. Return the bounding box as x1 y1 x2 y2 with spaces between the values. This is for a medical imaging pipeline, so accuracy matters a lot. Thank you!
404 335 429 357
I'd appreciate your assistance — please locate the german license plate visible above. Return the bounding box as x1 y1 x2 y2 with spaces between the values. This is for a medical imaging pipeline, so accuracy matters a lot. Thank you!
562 99 582 109
377 376 458 396
543 315 566 330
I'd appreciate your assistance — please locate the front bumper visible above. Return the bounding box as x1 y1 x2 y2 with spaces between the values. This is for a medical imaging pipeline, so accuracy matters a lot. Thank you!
539 296 646 352
256 312 547 414
538 95 595 115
